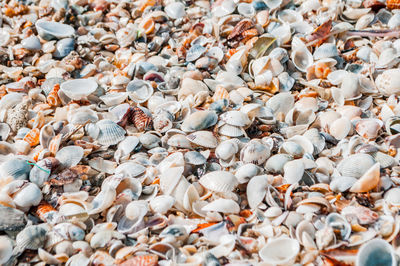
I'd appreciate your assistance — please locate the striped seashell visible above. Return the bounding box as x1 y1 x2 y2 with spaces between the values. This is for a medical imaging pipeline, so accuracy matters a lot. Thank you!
23 128 40 147
213 86 229 102
48 134 62 155
96 119 126 146
117 254 158 266
117 107 152 131
47 84 61 107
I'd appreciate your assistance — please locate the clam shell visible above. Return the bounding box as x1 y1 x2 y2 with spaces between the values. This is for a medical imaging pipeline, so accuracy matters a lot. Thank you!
0 205 26 231
265 154 293 174
202 199 240 214
150 195 175 214
0 158 31 181
181 111 218 132
220 111 251 127
56 146 84 168
284 159 305 184
16 225 47 251
60 78 98 100
127 80 154 103
35 19 75 40
199 171 238 192
247 175 270 209
186 131 218 148
259 237 300 265
0 235 13 264
240 139 270 165
349 163 380 193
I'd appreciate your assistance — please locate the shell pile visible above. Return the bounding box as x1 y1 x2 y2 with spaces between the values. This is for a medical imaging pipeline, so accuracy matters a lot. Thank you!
2 0 400 265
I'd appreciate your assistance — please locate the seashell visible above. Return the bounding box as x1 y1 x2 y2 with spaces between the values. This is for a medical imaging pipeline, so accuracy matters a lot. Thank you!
150 195 175 214
60 78 98 100
99 93 128 107
329 117 352 140
313 43 338 60
355 119 383 139
15 225 47 255
279 141 304 158
126 80 154 104
375 69 400 96
56 146 84 168
96 120 126 146
265 154 293 174
39 124 55 149
326 213 351 240
235 163 261 184
30 157 59 187
356 239 396 266
218 124 244 137
0 158 31 181
283 159 305 184
186 44 207 62
0 205 26 231
238 3 255 17
220 111 251 127
377 48 399 68
68 107 98 125
349 163 380 193
165 2 186 19
21 35 42 51
240 139 270 165
184 151 206 165
202 199 240 214
291 47 313 72
199 171 238 192
88 187 116 215
340 72 361 100
0 235 13 264
247 175 270 209
7 181 42 209
181 111 218 132
35 19 75 40
118 254 158 266
330 176 357 192
54 38 75 59
337 153 376 178
259 237 300 265
187 131 218 148
266 92 294 115
384 187 400 206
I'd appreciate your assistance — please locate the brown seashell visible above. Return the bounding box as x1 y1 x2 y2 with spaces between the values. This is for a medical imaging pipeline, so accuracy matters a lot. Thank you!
387 0 400 9
363 0 386 10
306 19 332 47
227 19 254 41
35 201 57 222
117 106 152 131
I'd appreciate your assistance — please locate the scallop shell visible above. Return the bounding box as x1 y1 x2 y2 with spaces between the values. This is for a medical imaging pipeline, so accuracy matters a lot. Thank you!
60 78 98 100
337 153 376 178
96 120 126 146
56 146 84 168
0 158 31 181
15 225 47 252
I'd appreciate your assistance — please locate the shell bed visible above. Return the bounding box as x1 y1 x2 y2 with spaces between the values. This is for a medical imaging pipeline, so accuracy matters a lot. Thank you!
1 0 400 265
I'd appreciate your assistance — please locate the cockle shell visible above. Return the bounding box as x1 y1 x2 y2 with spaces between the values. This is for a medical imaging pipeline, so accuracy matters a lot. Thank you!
376 69 400 96
337 153 376 178
349 163 380 193
96 120 126 146
56 146 84 168
199 171 238 192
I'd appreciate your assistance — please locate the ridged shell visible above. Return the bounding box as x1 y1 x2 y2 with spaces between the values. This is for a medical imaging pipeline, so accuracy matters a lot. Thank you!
186 131 218 148
337 153 376 178
96 120 126 146
199 171 238 192
376 69 400 96
0 158 31 180
220 111 251 127
16 225 47 251
0 235 13 264
0 205 26 231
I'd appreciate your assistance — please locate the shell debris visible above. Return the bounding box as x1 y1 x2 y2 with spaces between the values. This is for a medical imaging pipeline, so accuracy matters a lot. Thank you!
0 0 399 265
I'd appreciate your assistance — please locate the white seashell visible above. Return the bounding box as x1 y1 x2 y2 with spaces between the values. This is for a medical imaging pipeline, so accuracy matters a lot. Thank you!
187 131 218 148
218 124 244 137
56 146 84 168
376 69 400 96
313 43 338 60
337 153 376 178
340 73 361 100
291 47 313 72
35 19 75 40
266 92 294 115
220 111 251 127
126 80 154 103
283 159 305 184
259 237 300 265
96 120 126 146
265 154 293 174
0 123 10 141
0 158 31 181
355 13 375 30
115 162 146 178
247 175 270 209
240 139 270 165
329 117 352 140
181 110 218 132
125 201 148 221
88 187 116 215
199 171 238 193
330 176 357 192
0 235 13 264
389 13 400 29
238 3 255 17
150 195 175 214
165 2 186 19
356 239 396 266
0 93 24 111
60 78 97 101
202 199 240 214
99 93 128 106
235 163 261 184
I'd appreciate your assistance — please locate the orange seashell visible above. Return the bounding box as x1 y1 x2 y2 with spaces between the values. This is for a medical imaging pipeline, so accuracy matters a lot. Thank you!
191 222 218 233
30 111 45 129
33 103 52 112
49 134 62 155
314 62 331 79
117 254 158 266
47 84 61 107
387 0 400 9
23 128 40 147
139 17 155 35
139 0 157 12
36 201 56 222
213 86 229 102
32 148 43 162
